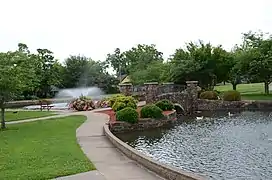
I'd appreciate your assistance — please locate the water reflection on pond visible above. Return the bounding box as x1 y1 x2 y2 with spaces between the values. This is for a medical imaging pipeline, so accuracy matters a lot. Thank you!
117 111 272 180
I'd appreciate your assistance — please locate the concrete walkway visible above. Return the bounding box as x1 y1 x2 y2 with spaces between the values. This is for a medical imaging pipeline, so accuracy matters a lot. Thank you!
57 112 164 180
8 110 163 179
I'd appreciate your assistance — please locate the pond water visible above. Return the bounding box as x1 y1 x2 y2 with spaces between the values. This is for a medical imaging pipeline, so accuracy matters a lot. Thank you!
117 111 272 180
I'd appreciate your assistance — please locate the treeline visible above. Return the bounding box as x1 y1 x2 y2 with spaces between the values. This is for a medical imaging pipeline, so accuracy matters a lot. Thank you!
106 31 272 94
0 30 271 105
0 44 119 102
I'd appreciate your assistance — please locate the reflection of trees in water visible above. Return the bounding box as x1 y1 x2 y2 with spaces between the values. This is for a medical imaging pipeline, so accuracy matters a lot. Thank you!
116 126 174 147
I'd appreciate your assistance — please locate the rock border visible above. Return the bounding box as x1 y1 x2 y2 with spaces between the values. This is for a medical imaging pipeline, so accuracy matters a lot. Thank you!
109 110 177 133
103 124 206 180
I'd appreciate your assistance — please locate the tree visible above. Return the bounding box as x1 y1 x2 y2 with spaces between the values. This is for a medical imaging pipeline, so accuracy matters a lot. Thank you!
170 41 227 89
0 50 36 129
124 44 164 73
239 31 272 94
130 61 171 85
35 49 62 97
106 44 164 81
106 48 127 82
62 55 119 93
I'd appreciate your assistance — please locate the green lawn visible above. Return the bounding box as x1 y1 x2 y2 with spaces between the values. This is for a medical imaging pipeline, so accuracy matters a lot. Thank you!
5 111 57 122
0 116 95 180
214 83 272 100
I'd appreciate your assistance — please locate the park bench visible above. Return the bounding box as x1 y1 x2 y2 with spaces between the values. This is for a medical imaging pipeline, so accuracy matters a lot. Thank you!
39 100 54 111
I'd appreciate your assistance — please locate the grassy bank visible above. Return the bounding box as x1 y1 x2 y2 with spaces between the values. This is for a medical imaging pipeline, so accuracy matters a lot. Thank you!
214 83 272 100
5 111 57 122
0 115 95 180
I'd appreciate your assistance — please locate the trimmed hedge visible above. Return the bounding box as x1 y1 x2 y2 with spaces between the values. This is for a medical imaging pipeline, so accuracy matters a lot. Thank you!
223 90 241 101
116 107 139 124
199 91 219 100
155 99 174 111
140 104 164 119
112 96 137 112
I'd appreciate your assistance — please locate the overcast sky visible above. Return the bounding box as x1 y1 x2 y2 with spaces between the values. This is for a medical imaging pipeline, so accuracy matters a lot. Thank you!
0 0 271 62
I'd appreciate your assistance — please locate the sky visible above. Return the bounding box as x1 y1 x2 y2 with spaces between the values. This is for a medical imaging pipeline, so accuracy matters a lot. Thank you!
0 0 271 62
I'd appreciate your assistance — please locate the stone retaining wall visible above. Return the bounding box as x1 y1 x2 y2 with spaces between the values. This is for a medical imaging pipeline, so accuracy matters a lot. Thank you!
197 99 272 111
109 110 177 133
104 124 206 180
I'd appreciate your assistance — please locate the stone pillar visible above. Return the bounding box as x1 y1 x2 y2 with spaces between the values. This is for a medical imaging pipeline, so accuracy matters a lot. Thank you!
186 81 198 114
119 83 133 96
144 82 159 103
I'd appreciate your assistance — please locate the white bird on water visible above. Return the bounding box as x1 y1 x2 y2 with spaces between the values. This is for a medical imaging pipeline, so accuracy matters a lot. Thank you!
196 116 204 120
228 112 234 117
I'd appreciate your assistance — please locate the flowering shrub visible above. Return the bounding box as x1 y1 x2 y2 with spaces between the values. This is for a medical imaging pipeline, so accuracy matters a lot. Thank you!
69 96 95 111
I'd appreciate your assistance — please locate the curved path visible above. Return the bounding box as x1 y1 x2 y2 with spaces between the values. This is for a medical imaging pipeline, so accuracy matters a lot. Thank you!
9 111 164 180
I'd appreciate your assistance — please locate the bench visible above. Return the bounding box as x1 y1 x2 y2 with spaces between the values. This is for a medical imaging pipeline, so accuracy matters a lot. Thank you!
39 100 54 111
40 105 54 111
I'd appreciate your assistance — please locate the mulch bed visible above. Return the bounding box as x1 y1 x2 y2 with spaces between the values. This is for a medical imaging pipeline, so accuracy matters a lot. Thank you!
96 107 173 122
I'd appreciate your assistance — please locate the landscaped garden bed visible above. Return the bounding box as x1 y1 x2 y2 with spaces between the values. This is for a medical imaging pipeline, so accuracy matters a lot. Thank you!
95 96 177 133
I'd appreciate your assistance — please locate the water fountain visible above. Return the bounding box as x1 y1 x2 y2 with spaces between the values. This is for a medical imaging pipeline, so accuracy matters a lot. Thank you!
24 87 105 110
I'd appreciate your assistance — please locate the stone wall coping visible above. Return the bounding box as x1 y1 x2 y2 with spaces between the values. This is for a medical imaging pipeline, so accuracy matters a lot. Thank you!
104 124 206 180
144 82 159 85
186 81 198 84
119 83 133 86
162 82 175 85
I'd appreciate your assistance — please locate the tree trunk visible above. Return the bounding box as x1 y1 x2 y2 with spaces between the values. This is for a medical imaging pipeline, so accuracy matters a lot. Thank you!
232 84 237 90
264 82 270 94
1 107 5 129
223 81 226 85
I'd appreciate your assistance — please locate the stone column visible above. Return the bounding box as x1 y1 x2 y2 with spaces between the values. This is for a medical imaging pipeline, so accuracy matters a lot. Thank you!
144 82 159 103
119 83 133 96
186 81 198 114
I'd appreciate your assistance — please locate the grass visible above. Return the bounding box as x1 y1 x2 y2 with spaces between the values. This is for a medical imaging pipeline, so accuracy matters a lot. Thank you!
5 111 57 122
214 83 272 100
0 115 95 180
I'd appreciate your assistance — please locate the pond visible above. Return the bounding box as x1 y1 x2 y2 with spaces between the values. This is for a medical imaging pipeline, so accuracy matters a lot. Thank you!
117 111 272 180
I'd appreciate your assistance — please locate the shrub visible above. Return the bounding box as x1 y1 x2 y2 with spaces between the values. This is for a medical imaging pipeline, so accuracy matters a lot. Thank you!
140 104 164 119
108 94 125 107
112 96 137 112
116 107 139 124
199 91 219 100
69 96 95 111
223 90 241 101
155 99 174 111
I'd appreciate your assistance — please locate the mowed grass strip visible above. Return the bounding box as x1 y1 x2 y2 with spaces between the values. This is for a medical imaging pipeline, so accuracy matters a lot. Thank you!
5 111 57 122
215 83 272 100
0 115 95 180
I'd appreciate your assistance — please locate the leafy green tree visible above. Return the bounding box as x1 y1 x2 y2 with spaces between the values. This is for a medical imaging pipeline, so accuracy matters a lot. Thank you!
130 61 171 85
106 48 128 81
35 49 61 97
239 31 272 94
170 41 226 89
63 55 90 88
124 44 164 73
63 55 119 93
106 44 164 81
0 51 36 129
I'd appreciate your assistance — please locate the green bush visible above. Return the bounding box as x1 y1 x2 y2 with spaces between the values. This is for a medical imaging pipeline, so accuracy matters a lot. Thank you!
199 91 219 100
116 107 139 124
108 94 125 107
140 104 164 119
112 96 137 112
223 90 241 101
155 99 174 111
